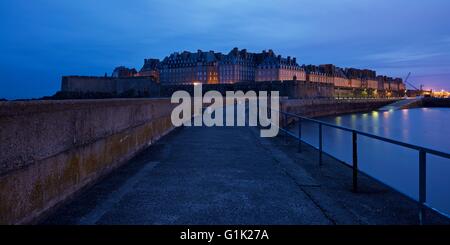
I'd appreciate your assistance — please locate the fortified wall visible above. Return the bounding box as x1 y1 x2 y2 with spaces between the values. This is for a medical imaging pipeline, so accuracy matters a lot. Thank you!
281 98 397 118
160 80 334 98
0 99 176 224
60 76 401 100
61 77 334 99
61 76 160 96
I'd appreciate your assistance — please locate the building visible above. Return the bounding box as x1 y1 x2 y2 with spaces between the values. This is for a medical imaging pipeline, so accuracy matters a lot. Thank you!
302 65 333 84
344 68 377 89
318 64 348 86
106 47 405 95
112 66 137 78
377 76 390 91
256 50 305 82
137 59 160 82
156 48 303 84
391 78 405 92
158 50 221 85
219 48 257 83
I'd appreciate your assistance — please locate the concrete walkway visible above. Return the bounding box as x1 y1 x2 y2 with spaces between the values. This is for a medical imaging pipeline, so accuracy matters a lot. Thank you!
43 124 449 225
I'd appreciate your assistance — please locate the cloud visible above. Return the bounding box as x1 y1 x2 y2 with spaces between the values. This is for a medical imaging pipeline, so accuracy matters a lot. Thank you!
364 50 445 63
1 0 450 98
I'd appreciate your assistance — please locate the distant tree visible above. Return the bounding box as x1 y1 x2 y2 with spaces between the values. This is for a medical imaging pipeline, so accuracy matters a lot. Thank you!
361 89 368 98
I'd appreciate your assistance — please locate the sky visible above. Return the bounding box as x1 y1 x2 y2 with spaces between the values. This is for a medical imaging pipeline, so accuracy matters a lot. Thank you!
1 0 450 99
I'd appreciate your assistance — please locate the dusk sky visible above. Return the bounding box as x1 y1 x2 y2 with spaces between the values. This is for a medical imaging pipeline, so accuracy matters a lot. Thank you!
1 0 450 99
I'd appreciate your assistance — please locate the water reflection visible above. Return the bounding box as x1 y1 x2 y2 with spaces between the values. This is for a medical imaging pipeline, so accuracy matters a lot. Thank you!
291 108 450 216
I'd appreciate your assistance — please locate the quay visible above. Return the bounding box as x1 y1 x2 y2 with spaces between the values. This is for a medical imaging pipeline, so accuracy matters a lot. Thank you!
0 98 448 224
43 122 449 225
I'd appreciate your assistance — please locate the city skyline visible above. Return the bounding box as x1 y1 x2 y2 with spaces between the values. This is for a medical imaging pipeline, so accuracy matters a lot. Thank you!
1 0 450 99
110 47 404 92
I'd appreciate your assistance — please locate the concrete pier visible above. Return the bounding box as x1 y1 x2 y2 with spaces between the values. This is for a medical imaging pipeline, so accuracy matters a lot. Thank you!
43 124 449 225
281 98 397 118
1 98 448 224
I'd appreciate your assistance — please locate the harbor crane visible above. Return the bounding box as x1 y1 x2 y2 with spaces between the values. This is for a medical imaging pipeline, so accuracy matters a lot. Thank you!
403 72 425 96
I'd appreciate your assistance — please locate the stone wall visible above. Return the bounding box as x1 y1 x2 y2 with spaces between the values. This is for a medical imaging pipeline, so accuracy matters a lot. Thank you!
281 98 397 118
60 78 335 99
61 76 159 95
160 80 334 99
334 87 405 98
0 99 176 224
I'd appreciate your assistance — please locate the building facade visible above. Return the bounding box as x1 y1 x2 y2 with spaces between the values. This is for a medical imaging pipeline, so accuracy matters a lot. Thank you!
136 58 160 82
112 66 137 78
159 50 221 85
109 47 405 95
256 50 305 82
303 65 334 84
219 48 257 83
156 48 304 84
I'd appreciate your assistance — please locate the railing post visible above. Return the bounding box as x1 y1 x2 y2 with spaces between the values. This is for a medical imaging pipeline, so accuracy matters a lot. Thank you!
419 150 427 225
298 118 302 153
319 123 323 166
284 113 288 144
352 131 358 193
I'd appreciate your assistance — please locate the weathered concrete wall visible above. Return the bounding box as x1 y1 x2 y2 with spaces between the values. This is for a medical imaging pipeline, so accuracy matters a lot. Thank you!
281 98 398 118
61 76 159 95
0 99 176 224
160 80 334 99
58 79 333 99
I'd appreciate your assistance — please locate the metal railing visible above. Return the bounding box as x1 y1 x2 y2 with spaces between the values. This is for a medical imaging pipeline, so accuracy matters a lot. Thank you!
278 110 450 223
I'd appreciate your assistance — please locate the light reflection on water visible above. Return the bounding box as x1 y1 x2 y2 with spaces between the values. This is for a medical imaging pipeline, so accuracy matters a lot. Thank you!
291 108 450 216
